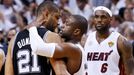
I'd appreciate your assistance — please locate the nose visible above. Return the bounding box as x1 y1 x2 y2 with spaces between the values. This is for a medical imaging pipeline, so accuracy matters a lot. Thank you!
97 17 102 22
58 24 64 32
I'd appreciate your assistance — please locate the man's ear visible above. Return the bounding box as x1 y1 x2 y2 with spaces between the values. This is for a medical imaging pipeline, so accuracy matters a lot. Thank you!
44 9 49 16
110 17 112 21
41 9 49 21
73 28 81 35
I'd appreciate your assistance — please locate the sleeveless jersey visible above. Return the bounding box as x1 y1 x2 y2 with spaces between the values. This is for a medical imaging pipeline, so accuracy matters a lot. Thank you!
12 28 51 75
74 43 86 75
84 31 120 75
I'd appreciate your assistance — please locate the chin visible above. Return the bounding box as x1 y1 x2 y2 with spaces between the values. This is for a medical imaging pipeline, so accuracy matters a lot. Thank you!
60 34 67 39
95 27 103 31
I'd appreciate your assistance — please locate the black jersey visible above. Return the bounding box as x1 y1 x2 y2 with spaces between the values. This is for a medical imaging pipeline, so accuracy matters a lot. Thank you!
13 28 51 75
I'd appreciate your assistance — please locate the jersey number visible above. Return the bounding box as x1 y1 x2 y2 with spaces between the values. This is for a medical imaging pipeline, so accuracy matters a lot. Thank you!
17 50 40 74
101 63 108 73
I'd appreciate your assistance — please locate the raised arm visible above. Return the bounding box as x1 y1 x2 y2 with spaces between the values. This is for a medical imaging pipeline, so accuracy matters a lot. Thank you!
29 27 82 74
5 37 15 75
29 26 71 75
29 27 81 58
45 29 70 75
118 35 134 75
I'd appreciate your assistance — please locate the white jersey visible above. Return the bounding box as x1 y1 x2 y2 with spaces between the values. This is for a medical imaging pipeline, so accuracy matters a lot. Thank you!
84 31 120 75
74 43 87 75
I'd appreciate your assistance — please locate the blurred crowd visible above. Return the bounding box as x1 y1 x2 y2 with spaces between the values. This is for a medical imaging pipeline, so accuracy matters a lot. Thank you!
0 0 134 56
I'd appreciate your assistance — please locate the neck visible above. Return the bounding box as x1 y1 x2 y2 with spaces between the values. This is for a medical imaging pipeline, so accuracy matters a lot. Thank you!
68 40 79 44
67 36 81 44
96 29 110 39
96 29 111 44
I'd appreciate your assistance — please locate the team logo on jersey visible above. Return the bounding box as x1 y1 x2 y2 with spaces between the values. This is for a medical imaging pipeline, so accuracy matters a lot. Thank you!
108 41 114 47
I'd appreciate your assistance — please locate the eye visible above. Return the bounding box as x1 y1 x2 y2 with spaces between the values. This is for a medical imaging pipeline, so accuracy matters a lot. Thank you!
101 15 107 19
94 15 99 18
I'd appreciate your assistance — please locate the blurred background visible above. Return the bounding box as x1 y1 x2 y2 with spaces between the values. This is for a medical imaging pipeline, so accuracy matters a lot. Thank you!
0 0 134 56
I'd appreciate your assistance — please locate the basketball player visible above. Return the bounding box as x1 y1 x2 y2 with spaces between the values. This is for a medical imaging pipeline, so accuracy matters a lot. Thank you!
28 15 88 75
84 6 134 75
5 1 70 75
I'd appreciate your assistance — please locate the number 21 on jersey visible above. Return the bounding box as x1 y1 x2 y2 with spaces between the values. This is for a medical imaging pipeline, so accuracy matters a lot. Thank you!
17 49 40 74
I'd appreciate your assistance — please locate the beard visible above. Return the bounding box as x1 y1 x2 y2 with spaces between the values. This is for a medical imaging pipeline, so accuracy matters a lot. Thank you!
59 31 71 42
45 23 55 32
95 24 110 33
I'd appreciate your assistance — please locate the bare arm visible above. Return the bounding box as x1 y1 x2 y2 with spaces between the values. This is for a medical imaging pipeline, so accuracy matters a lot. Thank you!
53 43 82 74
45 31 62 43
0 49 5 71
43 31 81 58
50 59 70 75
45 32 70 75
5 37 14 75
53 43 81 59
28 23 70 75
118 35 134 75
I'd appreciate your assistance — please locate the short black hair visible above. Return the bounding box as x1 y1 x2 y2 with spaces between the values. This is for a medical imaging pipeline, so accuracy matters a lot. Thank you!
36 1 59 16
72 15 88 34
76 0 88 3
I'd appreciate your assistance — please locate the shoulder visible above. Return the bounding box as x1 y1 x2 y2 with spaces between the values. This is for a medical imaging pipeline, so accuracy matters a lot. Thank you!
86 31 96 39
47 31 59 36
117 35 126 50
84 31 95 45
117 35 132 55
59 43 82 53
118 35 129 49
45 31 62 43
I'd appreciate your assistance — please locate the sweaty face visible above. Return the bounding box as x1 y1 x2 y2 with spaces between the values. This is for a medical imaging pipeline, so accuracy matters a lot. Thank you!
94 10 111 32
60 17 74 41
45 12 60 32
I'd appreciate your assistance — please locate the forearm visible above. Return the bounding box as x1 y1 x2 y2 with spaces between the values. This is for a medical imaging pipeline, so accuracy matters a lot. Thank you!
5 52 14 75
0 56 3 71
29 27 56 57
0 49 5 71
5 37 14 75
29 27 68 58
50 59 70 75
